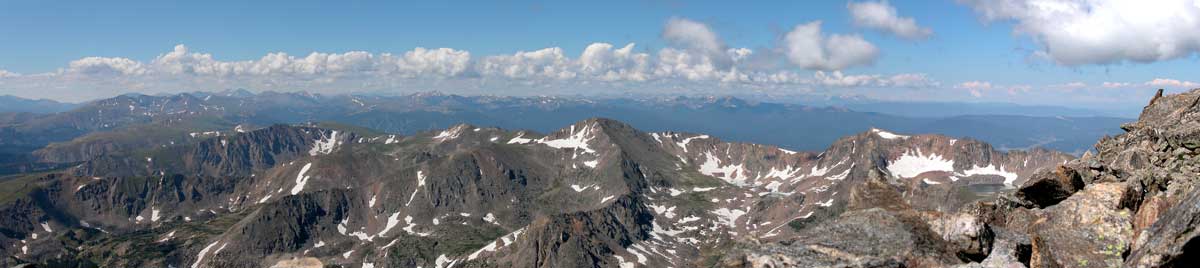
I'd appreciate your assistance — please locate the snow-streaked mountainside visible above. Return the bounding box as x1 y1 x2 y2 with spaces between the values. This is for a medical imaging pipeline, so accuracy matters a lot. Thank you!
0 116 1070 267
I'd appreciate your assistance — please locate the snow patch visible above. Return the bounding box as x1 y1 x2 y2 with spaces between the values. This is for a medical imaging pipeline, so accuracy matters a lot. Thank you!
191 241 221 268
379 212 402 236
434 125 467 142
406 170 425 206
537 123 597 153
601 195 615 203
507 133 535 144
676 134 709 152
583 159 600 168
872 128 909 139
713 208 747 228
698 152 748 186
571 184 595 192
308 130 341 155
887 148 955 178
962 164 1020 186
257 194 273 204
290 163 314 195
157 231 175 243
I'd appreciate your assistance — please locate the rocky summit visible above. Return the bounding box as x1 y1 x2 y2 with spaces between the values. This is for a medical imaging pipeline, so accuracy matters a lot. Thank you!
1 90 1199 268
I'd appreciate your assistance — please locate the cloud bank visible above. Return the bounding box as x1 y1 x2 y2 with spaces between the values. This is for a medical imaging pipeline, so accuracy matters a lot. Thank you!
960 0 1200 65
0 18 929 102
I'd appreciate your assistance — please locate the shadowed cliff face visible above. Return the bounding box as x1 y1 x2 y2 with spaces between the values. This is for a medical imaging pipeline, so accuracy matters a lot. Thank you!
0 113 1076 267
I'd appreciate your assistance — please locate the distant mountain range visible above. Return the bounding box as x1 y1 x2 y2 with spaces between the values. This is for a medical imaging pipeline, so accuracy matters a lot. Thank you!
0 95 78 114
0 91 1126 164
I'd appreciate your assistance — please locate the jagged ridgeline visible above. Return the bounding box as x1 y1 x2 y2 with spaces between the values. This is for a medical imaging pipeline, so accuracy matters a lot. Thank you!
0 90 1197 267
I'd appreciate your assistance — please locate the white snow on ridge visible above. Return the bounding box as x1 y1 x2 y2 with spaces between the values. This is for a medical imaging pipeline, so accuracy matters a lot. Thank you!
467 227 526 260
507 132 535 144
570 184 595 192
825 164 854 181
290 163 314 195
601 195 615 203
434 125 467 142
872 128 909 140
308 130 341 155
698 152 748 186
923 178 942 185
887 148 955 178
406 170 425 206
583 159 600 168
191 241 221 268
257 194 273 204
538 124 597 153
764 165 803 182
962 164 1020 186
712 208 747 228
676 134 710 152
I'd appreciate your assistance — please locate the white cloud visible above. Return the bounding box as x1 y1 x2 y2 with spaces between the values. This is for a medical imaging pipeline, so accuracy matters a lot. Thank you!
782 21 879 71
663 18 726 58
477 47 576 80
848 1 932 39
0 69 18 78
578 43 653 81
955 81 994 97
1050 81 1088 90
813 71 937 87
960 0 1200 65
955 81 993 90
151 44 470 79
1101 82 1133 88
380 48 472 78
67 57 147 76
1145 78 1200 88
0 40 934 102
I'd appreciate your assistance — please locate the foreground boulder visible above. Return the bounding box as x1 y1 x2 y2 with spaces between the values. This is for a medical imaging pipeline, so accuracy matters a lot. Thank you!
1029 183 1132 268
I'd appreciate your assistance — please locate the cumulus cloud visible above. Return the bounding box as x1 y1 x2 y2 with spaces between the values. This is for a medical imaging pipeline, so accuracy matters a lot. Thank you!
578 43 653 81
783 21 880 71
960 0 1200 65
955 81 994 97
0 69 18 78
848 1 932 39
0 39 933 101
67 57 147 76
813 71 937 87
663 18 726 58
151 44 471 79
1145 78 1200 88
478 47 576 80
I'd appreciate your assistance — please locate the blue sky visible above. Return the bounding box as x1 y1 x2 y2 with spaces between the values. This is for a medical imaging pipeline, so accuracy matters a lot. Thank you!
0 0 1197 110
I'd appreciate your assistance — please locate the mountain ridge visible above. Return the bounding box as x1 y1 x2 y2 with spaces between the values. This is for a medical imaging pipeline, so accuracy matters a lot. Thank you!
0 114 1075 267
